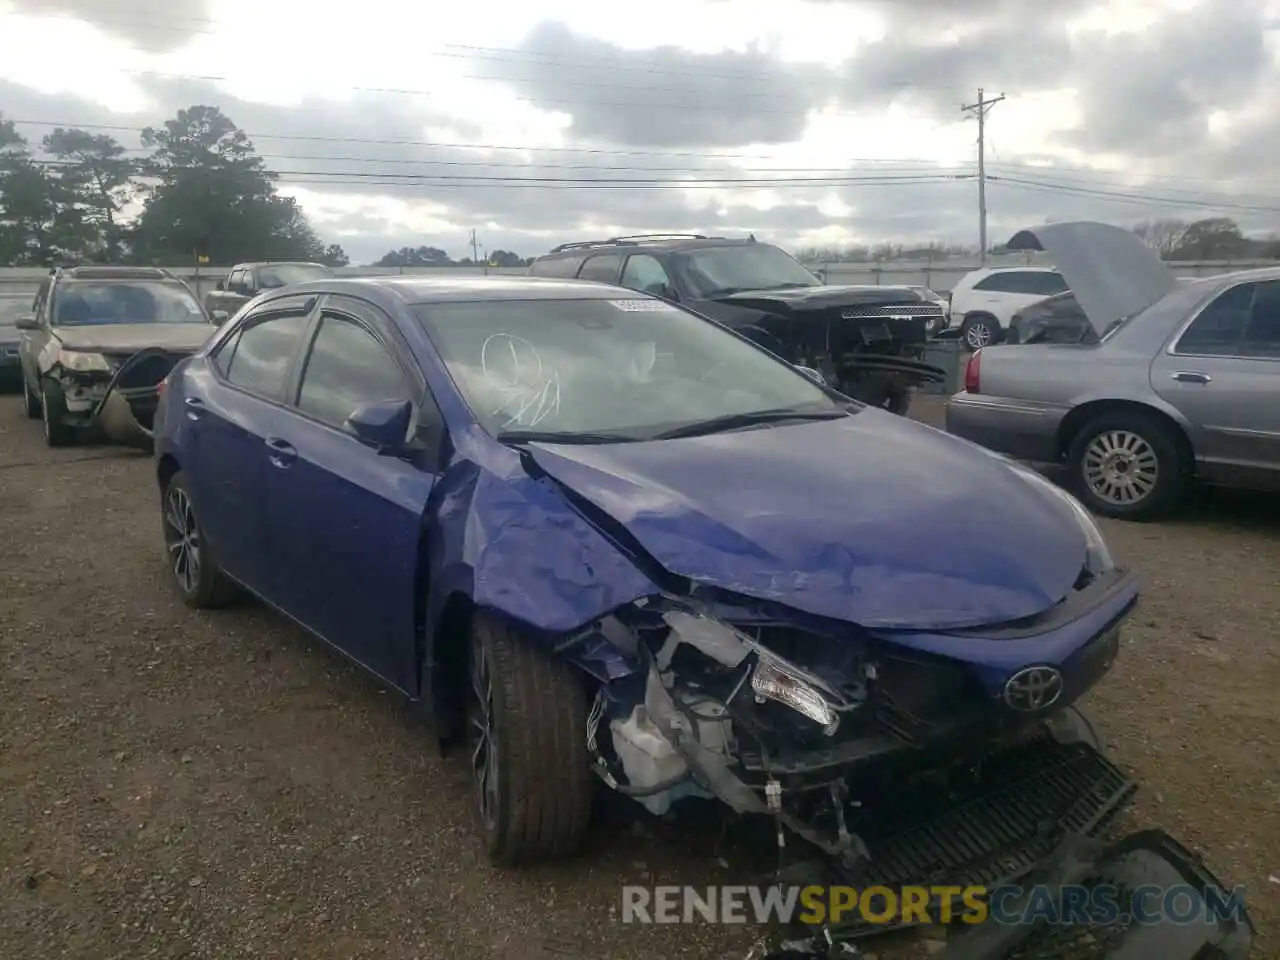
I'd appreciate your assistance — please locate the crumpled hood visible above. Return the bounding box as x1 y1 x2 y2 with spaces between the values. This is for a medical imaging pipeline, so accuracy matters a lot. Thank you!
1006 221 1178 335
712 284 927 313
53 323 216 354
524 410 1088 630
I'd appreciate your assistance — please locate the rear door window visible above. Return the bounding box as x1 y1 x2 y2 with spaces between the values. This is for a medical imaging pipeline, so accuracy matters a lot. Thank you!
219 309 313 400
1173 283 1254 356
577 254 623 283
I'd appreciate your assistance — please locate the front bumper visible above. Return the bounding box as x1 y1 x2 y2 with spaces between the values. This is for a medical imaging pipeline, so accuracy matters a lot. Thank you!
945 392 1066 463
52 348 183 451
0 344 19 380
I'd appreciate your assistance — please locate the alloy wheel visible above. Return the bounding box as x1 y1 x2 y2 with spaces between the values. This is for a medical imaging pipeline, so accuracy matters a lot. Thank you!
1082 430 1159 506
965 321 993 349
467 642 500 831
163 485 202 594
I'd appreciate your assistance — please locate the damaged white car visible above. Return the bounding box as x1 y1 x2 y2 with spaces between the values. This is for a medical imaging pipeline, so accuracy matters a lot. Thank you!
16 266 219 450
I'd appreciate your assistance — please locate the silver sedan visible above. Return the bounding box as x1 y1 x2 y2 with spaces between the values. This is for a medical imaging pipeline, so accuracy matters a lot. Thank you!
946 221 1280 521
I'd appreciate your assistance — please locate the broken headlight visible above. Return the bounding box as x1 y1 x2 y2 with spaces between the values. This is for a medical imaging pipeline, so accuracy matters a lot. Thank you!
658 610 847 736
56 349 110 373
1009 463 1114 574
751 654 839 735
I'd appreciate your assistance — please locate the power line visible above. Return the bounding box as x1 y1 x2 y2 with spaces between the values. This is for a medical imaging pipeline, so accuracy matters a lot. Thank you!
989 176 1280 214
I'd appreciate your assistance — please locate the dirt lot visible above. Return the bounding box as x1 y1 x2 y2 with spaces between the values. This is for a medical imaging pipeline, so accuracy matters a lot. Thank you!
1 392 1276 960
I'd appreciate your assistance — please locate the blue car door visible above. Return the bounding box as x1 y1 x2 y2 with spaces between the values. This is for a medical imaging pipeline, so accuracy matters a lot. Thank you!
183 295 319 598
263 295 440 691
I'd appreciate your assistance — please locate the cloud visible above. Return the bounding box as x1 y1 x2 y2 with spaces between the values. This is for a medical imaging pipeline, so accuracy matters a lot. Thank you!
1 0 1278 264
482 21 836 148
6 0 212 53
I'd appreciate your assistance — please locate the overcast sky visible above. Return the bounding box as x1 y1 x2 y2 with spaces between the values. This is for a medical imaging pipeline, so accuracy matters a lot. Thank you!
2 0 1278 264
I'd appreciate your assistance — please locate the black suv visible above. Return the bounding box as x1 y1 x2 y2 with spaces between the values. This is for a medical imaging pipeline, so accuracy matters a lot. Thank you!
529 234 945 412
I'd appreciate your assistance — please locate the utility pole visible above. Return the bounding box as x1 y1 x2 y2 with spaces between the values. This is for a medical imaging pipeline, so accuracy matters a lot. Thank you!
961 88 1005 264
469 228 479 265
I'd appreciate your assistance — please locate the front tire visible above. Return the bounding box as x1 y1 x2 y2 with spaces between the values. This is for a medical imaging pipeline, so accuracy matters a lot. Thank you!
160 471 240 608
1066 410 1190 521
22 377 42 419
466 613 593 864
40 379 75 447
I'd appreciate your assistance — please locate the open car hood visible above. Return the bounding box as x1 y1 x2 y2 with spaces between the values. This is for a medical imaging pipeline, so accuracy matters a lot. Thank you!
711 284 925 313
1006 221 1178 335
53 323 216 354
524 410 1088 631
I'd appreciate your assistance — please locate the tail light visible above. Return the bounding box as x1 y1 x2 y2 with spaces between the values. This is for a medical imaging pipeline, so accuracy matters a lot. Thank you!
963 349 982 393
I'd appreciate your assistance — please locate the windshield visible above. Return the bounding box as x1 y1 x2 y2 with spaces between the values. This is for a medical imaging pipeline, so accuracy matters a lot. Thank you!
258 263 332 289
414 297 842 441
677 244 820 297
53 281 206 326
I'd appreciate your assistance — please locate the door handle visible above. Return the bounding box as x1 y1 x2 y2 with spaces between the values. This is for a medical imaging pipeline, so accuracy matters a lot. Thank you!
183 396 207 420
264 437 297 468
1171 371 1211 384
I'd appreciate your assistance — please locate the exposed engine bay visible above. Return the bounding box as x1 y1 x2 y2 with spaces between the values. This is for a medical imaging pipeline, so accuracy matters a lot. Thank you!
707 287 948 413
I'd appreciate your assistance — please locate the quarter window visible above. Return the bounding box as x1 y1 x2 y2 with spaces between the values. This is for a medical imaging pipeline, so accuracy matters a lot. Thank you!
220 311 311 398
529 255 585 279
297 314 410 430
1241 280 1280 358
577 253 622 283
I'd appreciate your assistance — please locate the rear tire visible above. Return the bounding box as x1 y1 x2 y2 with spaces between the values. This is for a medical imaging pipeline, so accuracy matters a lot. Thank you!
160 470 241 608
1066 409 1191 521
40 380 75 447
466 613 593 864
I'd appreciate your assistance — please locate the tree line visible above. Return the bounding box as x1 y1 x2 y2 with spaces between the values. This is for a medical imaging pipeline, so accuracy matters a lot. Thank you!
371 245 530 268
0 105 349 268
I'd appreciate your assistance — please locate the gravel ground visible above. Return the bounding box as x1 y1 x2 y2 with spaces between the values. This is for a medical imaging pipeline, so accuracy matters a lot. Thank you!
1 392 1276 960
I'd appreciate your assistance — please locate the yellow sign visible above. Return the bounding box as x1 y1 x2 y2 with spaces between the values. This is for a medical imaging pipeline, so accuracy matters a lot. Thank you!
197 255 210 264
797 885 989 926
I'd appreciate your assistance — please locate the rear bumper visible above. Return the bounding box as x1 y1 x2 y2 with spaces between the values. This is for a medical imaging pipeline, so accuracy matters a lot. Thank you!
945 392 1066 463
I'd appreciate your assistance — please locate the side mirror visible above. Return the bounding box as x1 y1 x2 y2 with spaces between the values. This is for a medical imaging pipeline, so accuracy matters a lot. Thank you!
794 365 827 386
215 279 225 290
346 399 413 453
211 310 230 324
15 313 38 331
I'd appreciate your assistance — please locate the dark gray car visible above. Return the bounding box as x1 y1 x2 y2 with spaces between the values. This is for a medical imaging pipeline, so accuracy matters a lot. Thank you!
946 221 1280 521
205 261 334 321
1 301 24 386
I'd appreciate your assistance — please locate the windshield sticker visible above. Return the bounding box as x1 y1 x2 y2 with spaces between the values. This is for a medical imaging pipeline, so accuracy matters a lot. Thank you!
479 332 561 429
608 299 677 312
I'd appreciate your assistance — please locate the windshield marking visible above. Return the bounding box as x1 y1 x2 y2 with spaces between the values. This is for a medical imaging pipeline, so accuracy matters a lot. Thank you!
608 299 677 312
479 332 561 428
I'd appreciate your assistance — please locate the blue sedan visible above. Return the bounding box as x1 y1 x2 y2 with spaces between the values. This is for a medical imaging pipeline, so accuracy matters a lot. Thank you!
153 276 1137 866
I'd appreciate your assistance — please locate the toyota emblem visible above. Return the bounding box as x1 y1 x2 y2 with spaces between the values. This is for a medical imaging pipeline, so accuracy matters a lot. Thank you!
1002 666 1064 712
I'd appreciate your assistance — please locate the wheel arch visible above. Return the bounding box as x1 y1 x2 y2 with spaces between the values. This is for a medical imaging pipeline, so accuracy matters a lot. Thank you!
157 453 181 493
1056 398 1195 463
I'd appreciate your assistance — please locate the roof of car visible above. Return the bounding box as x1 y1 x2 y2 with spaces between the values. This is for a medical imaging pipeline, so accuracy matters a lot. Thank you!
54 266 177 281
536 235 765 258
275 274 648 305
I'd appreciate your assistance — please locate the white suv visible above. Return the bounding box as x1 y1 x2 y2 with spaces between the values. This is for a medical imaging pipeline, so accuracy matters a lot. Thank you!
948 267 1069 349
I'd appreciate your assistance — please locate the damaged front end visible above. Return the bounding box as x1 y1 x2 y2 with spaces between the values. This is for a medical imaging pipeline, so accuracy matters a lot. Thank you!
713 287 948 412
45 348 189 451
569 591 1134 884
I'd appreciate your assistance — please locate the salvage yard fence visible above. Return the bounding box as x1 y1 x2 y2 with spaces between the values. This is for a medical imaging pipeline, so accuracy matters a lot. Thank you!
1 258 1275 305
